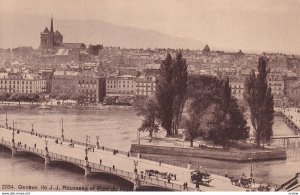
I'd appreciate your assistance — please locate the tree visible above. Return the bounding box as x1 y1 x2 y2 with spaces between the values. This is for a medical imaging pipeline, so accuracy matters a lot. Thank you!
134 97 159 141
185 75 249 148
156 54 174 136
156 53 188 136
244 57 274 147
9 93 22 104
0 93 9 103
184 75 222 146
171 53 188 135
87 44 103 56
208 83 250 148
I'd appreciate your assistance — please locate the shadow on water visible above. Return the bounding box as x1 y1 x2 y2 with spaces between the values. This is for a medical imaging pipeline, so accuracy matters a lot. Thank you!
48 161 85 174
88 173 134 190
0 145 12 153
137 186 171 191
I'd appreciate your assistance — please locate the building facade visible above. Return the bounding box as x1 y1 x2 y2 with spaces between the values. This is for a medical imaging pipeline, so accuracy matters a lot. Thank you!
135 75 157 98
106 75 136 96
51 71 105 103
229 76 245 100
0 73 46 94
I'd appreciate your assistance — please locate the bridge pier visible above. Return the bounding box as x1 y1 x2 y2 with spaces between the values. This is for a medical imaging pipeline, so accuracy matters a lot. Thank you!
187 162 192 169
11 142 17 156
133 181 140 191
44 155 50 165
11 146 17 156
84 166 91 176
132 169 140 191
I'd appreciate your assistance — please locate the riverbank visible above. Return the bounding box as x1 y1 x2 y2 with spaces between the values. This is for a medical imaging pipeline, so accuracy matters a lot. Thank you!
0 101 133 111
130 137 287 163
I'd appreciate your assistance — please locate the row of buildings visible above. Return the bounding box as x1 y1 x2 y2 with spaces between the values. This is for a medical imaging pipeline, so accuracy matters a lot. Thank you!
1 59 300 106
0 63 160 103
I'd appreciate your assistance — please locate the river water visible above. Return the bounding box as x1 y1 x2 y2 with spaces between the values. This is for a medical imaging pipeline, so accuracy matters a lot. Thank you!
0 108 299 190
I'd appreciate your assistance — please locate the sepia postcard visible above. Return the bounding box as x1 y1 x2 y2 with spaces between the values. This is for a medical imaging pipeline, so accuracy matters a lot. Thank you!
0 0 300 193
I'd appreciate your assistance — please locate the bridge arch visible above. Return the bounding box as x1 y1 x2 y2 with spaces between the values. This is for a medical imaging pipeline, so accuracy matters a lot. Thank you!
49 159 86 174
15 150 46 160
90 170 134 184
0 143 12 152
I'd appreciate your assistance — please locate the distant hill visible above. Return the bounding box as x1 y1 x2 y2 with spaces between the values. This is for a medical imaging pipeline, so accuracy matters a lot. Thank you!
0 12 205 49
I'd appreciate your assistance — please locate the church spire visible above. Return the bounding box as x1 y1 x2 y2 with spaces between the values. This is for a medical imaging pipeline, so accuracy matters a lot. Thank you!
50 14 54 33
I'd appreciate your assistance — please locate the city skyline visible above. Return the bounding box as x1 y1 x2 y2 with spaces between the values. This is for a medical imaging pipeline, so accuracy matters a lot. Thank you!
1 0 300 54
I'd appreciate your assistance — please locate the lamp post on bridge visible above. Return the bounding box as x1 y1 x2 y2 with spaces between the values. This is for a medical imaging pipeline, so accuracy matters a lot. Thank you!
12 121 15 144
133 160 138 173
84 135 91 176
45 137 48 152
31 123 34 134
133 160 140 190
248 156 255 188
60 118 64 141
96 136 100 149
44 137 50 165
85 135 91 161
5 109 8 129
137 129 141 158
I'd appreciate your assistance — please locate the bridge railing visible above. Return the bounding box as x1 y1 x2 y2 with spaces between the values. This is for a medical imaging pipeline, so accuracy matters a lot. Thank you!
140 175 187 191
89 161 134 179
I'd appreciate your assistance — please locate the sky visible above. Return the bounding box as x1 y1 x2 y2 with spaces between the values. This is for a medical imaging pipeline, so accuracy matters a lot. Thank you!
1 0 300 54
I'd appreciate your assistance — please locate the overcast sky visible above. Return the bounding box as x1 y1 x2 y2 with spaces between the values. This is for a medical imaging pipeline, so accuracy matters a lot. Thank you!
1 0 300 54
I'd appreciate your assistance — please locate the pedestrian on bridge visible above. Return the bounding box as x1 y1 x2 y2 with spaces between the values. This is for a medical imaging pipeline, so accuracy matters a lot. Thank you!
112 165 115 170
34 143 36 148
100 159 102 165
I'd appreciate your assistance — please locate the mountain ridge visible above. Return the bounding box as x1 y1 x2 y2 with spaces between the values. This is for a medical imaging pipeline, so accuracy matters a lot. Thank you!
0 12 206 50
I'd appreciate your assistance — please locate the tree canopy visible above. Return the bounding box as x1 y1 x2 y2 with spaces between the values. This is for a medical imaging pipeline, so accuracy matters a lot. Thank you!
184 75 249 147
244 57 274 147
156 53 188 136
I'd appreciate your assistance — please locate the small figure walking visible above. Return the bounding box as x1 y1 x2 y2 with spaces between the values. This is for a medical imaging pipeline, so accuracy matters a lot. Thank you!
100 159 102 165
112 165 115 170
34 143 36 148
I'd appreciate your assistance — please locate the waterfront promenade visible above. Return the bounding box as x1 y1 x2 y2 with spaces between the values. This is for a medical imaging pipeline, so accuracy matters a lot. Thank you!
0 126 244 191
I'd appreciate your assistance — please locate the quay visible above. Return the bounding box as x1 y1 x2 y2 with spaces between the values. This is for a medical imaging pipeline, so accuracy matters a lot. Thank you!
0 126 244 191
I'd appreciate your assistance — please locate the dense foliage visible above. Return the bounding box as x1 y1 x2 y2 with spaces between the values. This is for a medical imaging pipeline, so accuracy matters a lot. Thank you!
244 57 274 147
183 75 249 147
156 53 188 136
134 97 159 141
0 93 40 103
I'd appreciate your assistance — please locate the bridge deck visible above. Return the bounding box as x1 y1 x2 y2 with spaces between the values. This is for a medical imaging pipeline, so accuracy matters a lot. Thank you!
0 127 244 191
280 108 300 130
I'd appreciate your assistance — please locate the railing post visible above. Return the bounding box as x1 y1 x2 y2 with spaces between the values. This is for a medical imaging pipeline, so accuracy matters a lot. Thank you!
132 163 140 191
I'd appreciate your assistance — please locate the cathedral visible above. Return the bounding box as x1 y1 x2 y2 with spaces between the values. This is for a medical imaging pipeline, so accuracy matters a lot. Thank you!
40 17 63 50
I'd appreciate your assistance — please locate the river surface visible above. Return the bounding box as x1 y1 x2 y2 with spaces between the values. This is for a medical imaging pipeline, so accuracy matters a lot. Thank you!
0 108 299 190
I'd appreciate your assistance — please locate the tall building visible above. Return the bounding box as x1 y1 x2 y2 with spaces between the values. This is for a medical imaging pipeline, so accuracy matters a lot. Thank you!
51 70 105 103
106 75 136 96
40 17 63 50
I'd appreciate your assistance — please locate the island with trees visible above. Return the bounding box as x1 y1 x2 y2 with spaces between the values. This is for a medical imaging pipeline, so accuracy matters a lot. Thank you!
130 54 286 162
